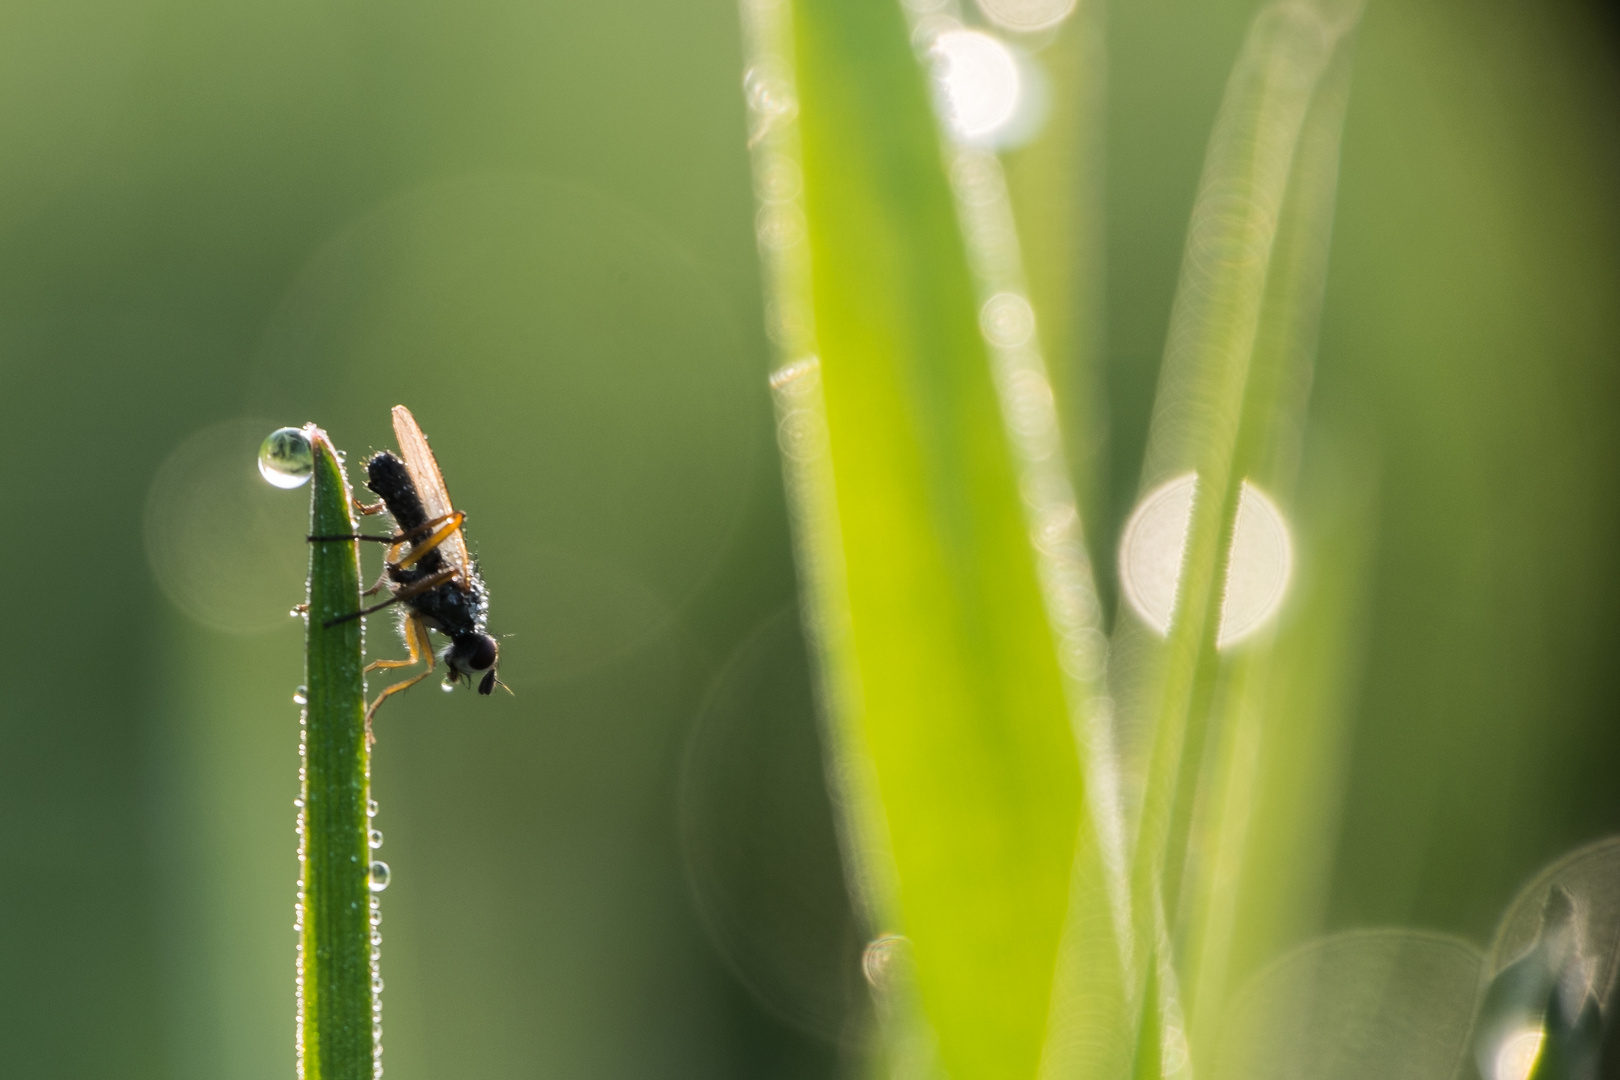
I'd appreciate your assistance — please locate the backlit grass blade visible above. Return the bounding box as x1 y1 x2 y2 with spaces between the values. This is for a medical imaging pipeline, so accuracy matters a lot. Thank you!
1113 3 1362 1071
1177 40 1362 1049
1124 0 1362 981
741 0 1101 1076
298 428 378 1080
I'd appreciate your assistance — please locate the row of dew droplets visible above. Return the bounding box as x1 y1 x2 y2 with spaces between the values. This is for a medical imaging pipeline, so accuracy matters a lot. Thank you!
294 689 308 1080
369 796 388 1080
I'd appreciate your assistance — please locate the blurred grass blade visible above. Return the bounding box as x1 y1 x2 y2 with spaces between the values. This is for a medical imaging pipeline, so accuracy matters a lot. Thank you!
1124 0 1363 1007
1176 30 1362 1045
298 428 377 1080
740 0 1098 1075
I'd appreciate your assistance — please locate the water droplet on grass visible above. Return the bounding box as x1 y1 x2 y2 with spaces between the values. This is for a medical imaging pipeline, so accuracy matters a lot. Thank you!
258 427 313 488
369 829 384 849
862 934 912 992
367 799 379 818
368 861 390 892
292 686 307 705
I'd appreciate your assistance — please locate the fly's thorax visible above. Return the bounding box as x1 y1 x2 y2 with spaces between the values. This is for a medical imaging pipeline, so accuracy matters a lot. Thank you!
407 578 482 639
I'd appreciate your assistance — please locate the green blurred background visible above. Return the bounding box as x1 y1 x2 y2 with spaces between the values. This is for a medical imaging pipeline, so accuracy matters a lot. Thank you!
0 0 1616 1076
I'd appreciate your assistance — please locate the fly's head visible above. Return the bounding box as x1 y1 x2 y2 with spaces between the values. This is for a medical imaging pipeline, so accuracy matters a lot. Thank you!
446 631 500 695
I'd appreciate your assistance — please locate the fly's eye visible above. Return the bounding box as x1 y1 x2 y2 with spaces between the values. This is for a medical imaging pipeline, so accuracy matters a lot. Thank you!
462 634 498 671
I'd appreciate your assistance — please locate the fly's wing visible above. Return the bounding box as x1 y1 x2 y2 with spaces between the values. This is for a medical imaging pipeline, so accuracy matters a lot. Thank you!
392 405 470 585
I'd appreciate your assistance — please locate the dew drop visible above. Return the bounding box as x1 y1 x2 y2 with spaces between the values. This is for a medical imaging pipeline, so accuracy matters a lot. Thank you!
367 799 379 818
258 427 313 489
292 686 308 705
369 829 384 849
368 861 391 892
862 933 913 992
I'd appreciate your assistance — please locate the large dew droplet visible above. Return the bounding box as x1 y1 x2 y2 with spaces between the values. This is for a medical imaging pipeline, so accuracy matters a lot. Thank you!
367 861 391 892
259 427 313 489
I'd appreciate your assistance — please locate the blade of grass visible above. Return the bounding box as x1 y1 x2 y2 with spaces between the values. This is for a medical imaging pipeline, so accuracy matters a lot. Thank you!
297 427 377 1080
916 24 1130 1080
1179 38 1363 1047
1116 1 1362 1069
741 0 1096 1075
1125 0 1361 970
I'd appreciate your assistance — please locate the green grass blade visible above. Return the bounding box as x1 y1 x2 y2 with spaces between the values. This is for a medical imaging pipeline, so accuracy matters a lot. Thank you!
752 1 1091 1076
298 428 376 1080
1178 31 1362 1044
1125 0 1361 976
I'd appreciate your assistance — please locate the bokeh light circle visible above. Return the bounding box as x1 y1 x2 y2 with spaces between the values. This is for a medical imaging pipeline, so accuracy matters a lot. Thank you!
146 418 311 635
1118 473 1293 648
679 609 868 1043
975 0 1077 33
930 30 1022 142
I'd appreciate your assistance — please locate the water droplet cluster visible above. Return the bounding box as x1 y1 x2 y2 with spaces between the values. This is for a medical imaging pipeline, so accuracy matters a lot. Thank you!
259 427 314 489
862 933 913 992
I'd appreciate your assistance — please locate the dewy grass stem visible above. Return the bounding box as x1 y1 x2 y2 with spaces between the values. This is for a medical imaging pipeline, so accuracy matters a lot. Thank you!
296 426 377 1080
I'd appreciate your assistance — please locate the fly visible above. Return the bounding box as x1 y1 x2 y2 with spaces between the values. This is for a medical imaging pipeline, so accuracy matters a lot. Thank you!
309 405 500 729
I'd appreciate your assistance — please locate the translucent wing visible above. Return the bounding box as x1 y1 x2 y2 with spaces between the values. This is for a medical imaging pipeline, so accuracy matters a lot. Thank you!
391 405 470 584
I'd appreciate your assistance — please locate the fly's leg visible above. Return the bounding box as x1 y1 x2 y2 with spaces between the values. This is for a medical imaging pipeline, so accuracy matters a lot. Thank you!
309 512 465 564
390 512 465 572
365 615 436 740
322 567 456 628
364 610 424 674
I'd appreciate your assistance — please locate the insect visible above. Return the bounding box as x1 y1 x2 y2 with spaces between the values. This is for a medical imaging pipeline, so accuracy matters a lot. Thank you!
312 405 500 727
